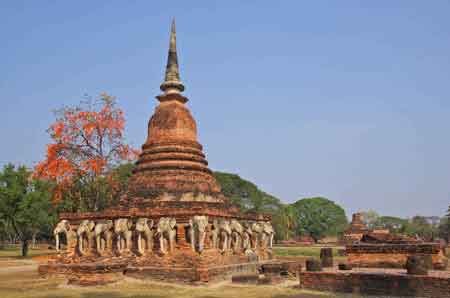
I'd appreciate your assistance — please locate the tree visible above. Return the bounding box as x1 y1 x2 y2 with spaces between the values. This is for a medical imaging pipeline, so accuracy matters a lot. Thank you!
272 204 298 241
359 210 380 229
291 197 347 242
214 172 300 241
374 216 408 234
438 216 449 243
0 164 55 256
34 94 138 211
213 172 281 213
404 216 438 241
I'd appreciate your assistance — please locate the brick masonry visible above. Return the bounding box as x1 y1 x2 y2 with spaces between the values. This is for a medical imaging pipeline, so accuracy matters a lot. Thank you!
299 270 450 298
346 243 448 269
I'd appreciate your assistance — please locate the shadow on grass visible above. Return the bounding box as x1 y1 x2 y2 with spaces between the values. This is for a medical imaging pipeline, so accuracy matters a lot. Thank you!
0 246 57 260
79 293 167 298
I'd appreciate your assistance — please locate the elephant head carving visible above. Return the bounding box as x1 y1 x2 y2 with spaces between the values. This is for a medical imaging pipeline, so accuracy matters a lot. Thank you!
230 219 244 253
211 219 220 249
76 220 95 255
156 217 176 254
94 220 114 254
251 221 264 250
218 220 232 252
262 221 275 249
114 218 133 253
135 218 154 255
189 215 208 253
54 220 71 252
242 222 253 253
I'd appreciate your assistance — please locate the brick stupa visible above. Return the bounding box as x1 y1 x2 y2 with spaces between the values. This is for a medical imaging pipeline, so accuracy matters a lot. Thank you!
39 20 274 285
120 20 230 213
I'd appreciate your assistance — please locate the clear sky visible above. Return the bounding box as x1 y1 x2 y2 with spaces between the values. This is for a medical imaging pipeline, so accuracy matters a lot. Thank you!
1 1 450 218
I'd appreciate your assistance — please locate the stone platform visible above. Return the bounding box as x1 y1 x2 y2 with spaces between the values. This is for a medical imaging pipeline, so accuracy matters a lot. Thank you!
299 268 450 298
346 242 448 269
39 248 274 285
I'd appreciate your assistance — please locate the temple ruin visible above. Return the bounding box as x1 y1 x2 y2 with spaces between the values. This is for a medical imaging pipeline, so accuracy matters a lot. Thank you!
40 20 274 285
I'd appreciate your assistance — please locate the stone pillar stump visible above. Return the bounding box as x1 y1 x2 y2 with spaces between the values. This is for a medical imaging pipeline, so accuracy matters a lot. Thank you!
320 248 333 267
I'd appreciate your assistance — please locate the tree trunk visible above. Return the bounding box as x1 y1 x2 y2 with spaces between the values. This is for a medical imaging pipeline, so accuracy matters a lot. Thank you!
21 239 29 257
32 232 37 249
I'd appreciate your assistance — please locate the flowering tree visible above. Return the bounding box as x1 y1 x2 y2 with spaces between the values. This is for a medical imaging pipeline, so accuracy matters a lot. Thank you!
34 94 138 211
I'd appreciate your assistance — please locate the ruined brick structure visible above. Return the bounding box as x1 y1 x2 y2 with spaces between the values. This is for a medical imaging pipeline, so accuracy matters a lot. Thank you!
299 270 450 298
39 20 274 284
346 233 448 269
343 213 369 243
346 242 448 269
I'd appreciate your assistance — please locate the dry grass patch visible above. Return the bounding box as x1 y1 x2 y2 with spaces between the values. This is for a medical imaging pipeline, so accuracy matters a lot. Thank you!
0 267 338 298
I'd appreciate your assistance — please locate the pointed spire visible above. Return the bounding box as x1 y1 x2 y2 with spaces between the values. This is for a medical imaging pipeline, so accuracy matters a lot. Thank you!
160 18 185 94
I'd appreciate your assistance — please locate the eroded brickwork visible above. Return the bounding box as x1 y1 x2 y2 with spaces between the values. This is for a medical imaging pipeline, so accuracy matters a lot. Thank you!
299 271 450 298
40 20 273 285
346 243 448 269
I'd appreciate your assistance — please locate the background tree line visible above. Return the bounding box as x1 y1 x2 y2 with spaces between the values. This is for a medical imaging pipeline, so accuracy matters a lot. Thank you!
1 94 449 256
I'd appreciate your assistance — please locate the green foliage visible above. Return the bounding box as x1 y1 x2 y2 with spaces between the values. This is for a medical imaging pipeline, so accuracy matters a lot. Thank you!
373 216 408 234
214 171 298 241
404 215 438 240
0 164 56 256
213 173 348 242
55 162 135 213
292 197 347 241
438 217 449 241
273 246 342 258
213 171 281 213
272 204 298 241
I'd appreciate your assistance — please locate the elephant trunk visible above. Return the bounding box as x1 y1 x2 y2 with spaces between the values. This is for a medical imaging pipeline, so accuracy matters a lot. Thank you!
54 232 60 251
78 233 84 254
96 235 101 252
117 234 122 252
160 235 166 254
137 233 142 254
190 227 195 251
198 231 205 252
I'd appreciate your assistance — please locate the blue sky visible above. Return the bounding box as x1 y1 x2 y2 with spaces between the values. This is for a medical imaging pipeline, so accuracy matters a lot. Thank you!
1 1 450 218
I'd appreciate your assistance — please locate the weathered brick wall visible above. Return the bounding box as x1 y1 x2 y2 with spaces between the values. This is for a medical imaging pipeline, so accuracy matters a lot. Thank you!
299 271 450 298
347 243 447 269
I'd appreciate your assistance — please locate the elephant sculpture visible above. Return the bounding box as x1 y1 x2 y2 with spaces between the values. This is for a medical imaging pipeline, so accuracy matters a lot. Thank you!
135 218 154 255
189 215 208 253
54 220 72 252
156 217 177 254
218 220 232 252
210 219 219 249
114 218 133 253
76 220 95 255
251 221 264 250
262 221 275 249
94 220 113 254
230 219 243 253
242 222 253 254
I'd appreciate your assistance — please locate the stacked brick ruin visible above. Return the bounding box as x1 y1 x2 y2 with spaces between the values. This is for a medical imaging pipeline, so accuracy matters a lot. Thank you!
299 271 450 298
343 213 369 243
346 232 448 269
39 20 274 284
343 213 448 269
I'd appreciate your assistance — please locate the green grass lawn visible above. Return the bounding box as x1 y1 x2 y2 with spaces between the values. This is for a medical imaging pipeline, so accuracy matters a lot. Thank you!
273 246 344 258
0 245 56 259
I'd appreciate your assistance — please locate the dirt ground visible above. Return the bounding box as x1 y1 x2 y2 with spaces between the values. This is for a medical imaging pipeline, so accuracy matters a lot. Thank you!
0 246 359 298
0 263 336 298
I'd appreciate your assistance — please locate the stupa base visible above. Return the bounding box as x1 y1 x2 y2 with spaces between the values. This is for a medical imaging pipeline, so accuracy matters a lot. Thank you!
39 248 274 285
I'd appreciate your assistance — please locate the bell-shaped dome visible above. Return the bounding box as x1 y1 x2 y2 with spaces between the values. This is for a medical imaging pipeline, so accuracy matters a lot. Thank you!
146 101 197 144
